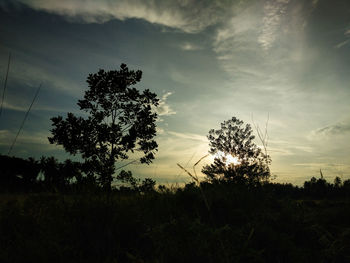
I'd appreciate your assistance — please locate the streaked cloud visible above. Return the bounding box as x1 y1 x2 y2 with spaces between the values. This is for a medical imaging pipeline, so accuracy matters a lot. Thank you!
179 42 202 51
14 0 231 33
0 129 50 146
314 122 350 136
1 101 28 112
156 92 176 117
258 0 289 50
167 131 207 142
335 28 350 48
312 0 319 8
213 0 316 77
334 39 350 49
0 129 60 157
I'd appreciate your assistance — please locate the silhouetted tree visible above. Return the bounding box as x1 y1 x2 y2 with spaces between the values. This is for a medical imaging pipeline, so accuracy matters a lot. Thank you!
139 178 156 193
0 155 40 191
49 64 159 190
202 117 270 184
116 170 156 193
117 170 139 190
40 156 62 189
304 175 329 198
334 176 342 188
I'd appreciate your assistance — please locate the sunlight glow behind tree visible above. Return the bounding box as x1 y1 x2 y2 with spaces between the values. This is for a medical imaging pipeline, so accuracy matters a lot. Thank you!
212 151 241 167
203 117 271 184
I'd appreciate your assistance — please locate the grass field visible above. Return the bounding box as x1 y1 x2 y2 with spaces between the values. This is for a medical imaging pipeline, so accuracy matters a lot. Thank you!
1 182 350 263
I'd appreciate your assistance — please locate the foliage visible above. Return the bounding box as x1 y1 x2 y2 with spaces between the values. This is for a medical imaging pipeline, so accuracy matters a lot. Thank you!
202 117 271 184
0 155 158 193
116 170 156 193
0 155 39 192
48 64 159 189
1 180 350 263
1 155 350 263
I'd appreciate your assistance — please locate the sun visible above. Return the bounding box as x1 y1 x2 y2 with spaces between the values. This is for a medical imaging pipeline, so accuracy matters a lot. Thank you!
213 151 241 166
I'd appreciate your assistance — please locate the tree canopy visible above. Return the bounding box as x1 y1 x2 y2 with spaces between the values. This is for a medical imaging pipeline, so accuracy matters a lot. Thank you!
202 117 270 184
48 64 159 189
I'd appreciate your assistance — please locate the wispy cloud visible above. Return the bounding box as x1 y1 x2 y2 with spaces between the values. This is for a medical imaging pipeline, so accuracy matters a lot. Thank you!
0 129 50 146
312 0 319 8
0 129 59 157
15 0 230 33
334 39 350 49
10 60 82 96
1 101 28 112
268 139 314 156
293 162 350 168
314 122 350 136
167 131 207 142
258 0 289 50
334 28 350 48
156 92 176 116
213 0 314 77
179 42 202 51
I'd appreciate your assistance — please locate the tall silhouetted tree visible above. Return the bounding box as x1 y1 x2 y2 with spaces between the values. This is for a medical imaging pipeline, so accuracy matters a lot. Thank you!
49 64 159 189
202 117 270 184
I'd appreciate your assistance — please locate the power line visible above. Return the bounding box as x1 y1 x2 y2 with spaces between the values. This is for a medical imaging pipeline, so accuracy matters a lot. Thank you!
8 83 42 155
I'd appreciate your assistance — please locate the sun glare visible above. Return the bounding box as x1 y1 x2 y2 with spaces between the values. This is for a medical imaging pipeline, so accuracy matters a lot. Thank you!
213 151 241 166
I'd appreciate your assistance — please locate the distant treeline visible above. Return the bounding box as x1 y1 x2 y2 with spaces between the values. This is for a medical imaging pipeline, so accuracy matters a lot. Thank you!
1 154 349 198
0 155 89 192
0 155 157 193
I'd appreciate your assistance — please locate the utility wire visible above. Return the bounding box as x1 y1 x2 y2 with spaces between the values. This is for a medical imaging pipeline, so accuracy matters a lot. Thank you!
8 83 41 155
0 53 11 117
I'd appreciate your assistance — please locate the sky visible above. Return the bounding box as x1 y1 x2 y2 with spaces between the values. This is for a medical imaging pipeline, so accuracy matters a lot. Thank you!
0 0 350 185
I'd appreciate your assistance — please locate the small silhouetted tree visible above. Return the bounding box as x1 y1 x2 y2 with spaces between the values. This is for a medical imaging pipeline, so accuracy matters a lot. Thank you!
334 176 342 188
49 64 159 190
116 170 156 193
40 156 62 189
303 173 330 197
117 170 139 190
202 117 270 184
0 155 40 192
139 178 156 193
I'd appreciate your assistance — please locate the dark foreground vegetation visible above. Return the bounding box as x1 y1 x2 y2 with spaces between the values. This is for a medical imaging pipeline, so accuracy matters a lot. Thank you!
1 156 350 263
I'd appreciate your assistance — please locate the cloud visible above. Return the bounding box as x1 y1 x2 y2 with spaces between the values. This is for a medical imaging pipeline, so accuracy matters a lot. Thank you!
258 0 289 50
312 0 319 8
214 0 292 56
179 42 202 51
211 0 321 103
334 39 350 49
0 129 49 146
314 122 350 136
268 139 314 156
156 126 165 135
14 0 231 33
334 28 350 48
1 101 28 112
156 92 176 116
167 131 207 142
0 129 59 157
9 59 82 96
293 162 349 168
